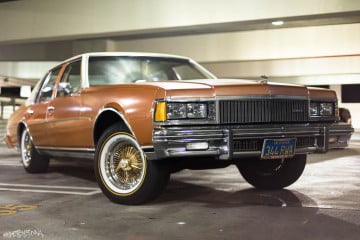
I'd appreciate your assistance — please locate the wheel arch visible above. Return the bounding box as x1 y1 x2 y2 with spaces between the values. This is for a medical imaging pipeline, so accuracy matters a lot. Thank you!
93 106 135 145
17 121 28 145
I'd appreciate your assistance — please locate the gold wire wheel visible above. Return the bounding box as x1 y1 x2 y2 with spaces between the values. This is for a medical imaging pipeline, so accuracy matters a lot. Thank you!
101 134 146 195
112 144 143 184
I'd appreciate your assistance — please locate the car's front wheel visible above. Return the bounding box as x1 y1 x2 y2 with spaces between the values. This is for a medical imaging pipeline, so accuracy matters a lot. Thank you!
20 129 49 173
236 154 306 189
94 125 170 205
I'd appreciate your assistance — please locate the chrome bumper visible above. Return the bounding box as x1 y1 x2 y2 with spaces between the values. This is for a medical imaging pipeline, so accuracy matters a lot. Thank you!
149 123 354 160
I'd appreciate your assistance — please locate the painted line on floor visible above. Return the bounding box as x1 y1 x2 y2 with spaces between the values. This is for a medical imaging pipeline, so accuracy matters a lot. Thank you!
0 161 22 166
0 183 101 196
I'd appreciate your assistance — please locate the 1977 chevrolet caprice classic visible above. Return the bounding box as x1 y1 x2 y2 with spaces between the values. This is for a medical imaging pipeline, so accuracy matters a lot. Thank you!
5 52 354 204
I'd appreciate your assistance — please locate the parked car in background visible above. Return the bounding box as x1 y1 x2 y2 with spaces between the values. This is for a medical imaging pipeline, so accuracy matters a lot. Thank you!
339 107 352 124
5 52 354 204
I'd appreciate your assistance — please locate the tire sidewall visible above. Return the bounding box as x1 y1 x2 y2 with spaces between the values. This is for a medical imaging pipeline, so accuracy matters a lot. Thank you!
96 131 147 197
94 124 169 204
20 129 31 168
20 128 49 173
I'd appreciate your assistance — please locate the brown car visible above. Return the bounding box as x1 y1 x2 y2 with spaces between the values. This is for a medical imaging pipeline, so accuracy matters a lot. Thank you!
5 52 354 204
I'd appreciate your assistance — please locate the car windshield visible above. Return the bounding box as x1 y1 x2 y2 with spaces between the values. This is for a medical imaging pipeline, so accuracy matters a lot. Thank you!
88 56 215 86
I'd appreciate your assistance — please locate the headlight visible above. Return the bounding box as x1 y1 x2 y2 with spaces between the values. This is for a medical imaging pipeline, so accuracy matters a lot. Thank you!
167 103 208 119
319 103 333 116
186 103 207 118
154 101 215 122
310 101 334 117
310 102 319 116
167 103 187 119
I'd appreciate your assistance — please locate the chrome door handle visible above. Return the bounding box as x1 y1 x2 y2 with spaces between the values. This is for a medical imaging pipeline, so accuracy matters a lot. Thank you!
47 106 55 116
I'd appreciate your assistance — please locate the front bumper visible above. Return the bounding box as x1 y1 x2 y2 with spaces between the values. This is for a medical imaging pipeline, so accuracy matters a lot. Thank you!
149 122 354 160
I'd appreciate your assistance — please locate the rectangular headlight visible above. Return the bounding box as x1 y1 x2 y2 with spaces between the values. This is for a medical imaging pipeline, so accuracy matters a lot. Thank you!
310 101 335 117
310 102 319 116
167 103 187 119
154 101 216 122
187 103 207 118
320 103 333 116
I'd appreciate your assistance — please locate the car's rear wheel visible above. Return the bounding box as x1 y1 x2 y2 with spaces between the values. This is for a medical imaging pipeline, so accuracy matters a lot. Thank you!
94 124 170 205
236 154 306 189
20 129 49 173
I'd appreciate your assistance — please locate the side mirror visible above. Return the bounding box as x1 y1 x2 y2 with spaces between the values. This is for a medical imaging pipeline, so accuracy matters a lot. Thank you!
58 82 72 96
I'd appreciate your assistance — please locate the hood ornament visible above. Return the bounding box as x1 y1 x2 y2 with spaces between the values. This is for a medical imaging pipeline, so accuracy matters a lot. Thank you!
258 75 268 84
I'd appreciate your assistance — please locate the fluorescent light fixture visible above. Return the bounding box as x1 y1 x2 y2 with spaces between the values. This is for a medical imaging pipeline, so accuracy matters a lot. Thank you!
272 20 284 26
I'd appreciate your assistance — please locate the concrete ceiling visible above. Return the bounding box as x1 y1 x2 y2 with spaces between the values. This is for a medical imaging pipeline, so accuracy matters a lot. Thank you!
0 10 359 62
100 11 360 41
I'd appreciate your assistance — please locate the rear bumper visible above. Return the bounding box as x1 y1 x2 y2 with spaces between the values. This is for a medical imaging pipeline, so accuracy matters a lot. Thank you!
149 123 354 160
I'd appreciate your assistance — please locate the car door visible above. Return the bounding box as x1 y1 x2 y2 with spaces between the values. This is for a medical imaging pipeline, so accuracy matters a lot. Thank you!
46 59 89 148
25 67 62 147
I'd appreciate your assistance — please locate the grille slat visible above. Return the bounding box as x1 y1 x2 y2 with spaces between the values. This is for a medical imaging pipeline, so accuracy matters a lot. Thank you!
220 99 308 124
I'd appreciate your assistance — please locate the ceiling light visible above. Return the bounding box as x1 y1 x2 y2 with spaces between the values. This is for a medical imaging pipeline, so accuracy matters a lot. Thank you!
272 20 284 26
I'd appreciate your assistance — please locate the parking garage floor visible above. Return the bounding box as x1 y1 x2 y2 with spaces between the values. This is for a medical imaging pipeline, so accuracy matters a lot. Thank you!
1 137 360 240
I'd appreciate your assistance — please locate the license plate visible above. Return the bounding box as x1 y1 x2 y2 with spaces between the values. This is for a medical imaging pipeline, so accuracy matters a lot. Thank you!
261 138 296 159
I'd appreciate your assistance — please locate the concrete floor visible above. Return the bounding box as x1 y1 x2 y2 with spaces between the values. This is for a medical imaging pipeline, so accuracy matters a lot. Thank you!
0 139 360 240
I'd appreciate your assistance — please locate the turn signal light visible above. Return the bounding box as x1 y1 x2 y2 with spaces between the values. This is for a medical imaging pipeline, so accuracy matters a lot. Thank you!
154 102 166 122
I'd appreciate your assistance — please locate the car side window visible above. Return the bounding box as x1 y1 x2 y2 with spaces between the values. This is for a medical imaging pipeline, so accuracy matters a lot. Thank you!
57 60 81 97
37 68 61 103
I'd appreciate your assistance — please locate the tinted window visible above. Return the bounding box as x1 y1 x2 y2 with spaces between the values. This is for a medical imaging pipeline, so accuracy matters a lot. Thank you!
88 56 213 86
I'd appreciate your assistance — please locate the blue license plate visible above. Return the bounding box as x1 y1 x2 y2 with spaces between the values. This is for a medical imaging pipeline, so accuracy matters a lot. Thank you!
261 138 296 159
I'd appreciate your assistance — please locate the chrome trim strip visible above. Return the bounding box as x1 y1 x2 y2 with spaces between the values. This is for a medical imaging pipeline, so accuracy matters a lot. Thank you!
36 146 95 159
36 146 95 152
215 95 309 101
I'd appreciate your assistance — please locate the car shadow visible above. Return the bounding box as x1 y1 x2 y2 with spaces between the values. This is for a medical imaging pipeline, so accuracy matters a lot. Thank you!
154 178 316 209
47 158 316 210
48 158 96 182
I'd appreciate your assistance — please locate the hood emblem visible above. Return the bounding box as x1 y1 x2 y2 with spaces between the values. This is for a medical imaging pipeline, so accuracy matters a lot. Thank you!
258 75 268 84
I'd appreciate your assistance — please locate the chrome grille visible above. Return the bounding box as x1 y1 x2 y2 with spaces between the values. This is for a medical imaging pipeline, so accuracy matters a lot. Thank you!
219 99 308 124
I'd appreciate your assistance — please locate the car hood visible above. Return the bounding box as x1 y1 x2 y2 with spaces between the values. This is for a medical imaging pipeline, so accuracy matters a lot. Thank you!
141 79 336 100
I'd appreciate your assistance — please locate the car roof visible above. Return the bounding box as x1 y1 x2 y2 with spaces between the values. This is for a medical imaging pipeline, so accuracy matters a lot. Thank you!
64 52 191 63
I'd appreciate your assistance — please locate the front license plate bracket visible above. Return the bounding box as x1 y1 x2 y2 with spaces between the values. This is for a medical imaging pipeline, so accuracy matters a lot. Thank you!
261 138 296 160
